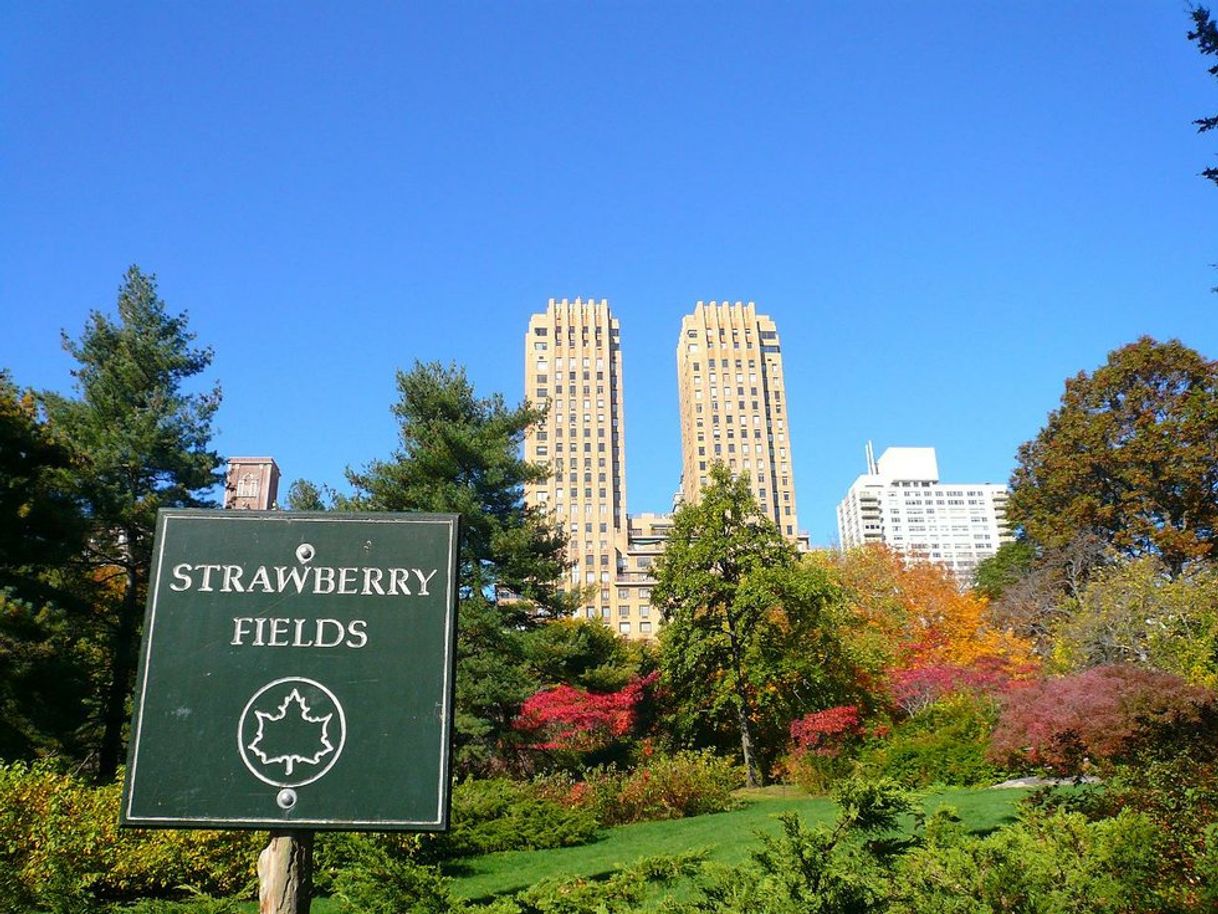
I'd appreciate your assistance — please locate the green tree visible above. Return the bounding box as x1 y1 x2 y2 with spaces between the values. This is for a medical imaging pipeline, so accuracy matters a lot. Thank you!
1008 337 1218 578
344 361 571 774
42 266 222 779
285 478 335 511
523 617 651 693
652 464 796 786
0 372 94 760
0 371 84 604
972 540 1035 601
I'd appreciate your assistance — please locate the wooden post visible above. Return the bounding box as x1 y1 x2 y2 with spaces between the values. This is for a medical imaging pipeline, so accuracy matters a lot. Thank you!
258 830 313 914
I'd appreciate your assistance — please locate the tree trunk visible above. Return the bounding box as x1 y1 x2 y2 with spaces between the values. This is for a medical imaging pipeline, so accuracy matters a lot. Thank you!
97 556 141 781
258 831 313 914
726 622 763 788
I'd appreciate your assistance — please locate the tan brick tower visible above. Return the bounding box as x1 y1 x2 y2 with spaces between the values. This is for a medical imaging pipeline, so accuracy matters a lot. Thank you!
524 299 643 629
676 301 800 538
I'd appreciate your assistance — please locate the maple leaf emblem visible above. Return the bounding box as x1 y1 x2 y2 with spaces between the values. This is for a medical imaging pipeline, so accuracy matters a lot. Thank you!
246 688 335 776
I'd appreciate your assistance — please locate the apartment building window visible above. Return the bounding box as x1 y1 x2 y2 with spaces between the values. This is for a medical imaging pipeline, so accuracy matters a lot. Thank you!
619 621 631 634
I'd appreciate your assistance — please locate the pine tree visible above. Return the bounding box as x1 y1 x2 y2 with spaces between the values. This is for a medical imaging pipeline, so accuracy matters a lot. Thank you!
43 266 221 778
345 361 571 773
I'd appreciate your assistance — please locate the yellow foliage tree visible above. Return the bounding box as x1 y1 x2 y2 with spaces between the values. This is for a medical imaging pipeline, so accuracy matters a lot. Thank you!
808 546 1035 676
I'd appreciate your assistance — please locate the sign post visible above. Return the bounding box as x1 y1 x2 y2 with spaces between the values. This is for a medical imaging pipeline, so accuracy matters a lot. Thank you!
121 510 460 911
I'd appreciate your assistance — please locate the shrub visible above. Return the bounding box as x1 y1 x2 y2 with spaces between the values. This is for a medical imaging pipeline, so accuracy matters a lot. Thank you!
789 705 863 754
665 777 911 914
513 673 657 756
892 807 1174 914
989 664 1216 775
489 853 704 914
784 705 865 794
552 750 742 826
331 842 455 914
0 761 259 907
420 778 599 861
887 661 1014 716
858 692 1001 788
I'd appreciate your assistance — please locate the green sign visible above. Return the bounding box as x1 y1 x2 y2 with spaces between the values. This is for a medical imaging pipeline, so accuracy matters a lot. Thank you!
121 510 459 831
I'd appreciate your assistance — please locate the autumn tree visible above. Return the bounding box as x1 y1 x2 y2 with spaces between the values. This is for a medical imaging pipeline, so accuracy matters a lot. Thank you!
652 464 797 786
1053 557 1218 686
810 545 1034 677
344 361 572 774
1008 337 1218 577
989 665 1215 774
1191 7 1217 190
41 267 222 778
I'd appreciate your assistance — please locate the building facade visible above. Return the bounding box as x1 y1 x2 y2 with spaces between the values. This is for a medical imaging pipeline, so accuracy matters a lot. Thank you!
523 298 654 634
224 457 280 511
836 445 1012 582
675 301 800 539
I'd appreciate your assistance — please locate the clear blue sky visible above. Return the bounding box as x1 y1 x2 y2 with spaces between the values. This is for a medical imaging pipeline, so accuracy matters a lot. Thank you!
2 2 1215 545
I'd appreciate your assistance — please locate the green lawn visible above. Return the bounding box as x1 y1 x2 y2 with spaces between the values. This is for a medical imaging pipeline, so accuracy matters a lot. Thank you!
266 785 1026 912
444 785 1028 902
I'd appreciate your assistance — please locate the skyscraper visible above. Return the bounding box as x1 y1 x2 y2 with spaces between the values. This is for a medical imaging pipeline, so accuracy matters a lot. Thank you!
836 445 1012 582
675 301 801 539
523 298 641 629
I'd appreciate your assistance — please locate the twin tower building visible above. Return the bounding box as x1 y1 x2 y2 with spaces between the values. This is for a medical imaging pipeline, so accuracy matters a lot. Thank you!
523 298 803 639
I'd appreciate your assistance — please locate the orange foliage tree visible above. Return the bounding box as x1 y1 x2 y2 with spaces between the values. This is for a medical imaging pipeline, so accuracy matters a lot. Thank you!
807 546 1035 686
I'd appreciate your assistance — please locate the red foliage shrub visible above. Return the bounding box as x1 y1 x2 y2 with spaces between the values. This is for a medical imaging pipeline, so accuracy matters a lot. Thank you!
789 705 863 757
889 659 1015 716
514 672 658 753
989 664 1216 774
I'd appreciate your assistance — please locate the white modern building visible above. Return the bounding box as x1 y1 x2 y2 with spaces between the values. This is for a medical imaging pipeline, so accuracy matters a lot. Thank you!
836 444 1012 582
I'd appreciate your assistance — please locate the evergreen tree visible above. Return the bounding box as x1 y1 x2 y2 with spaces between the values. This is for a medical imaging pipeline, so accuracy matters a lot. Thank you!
43 266 222 779
0 371 93 760
345 361 571 773
0 371 85 604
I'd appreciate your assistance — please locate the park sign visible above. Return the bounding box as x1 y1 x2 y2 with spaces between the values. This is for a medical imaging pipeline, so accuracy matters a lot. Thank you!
121 509 460 831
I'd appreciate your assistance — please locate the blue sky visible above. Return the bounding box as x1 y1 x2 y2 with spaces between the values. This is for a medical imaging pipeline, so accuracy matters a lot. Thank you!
2 2 1215 546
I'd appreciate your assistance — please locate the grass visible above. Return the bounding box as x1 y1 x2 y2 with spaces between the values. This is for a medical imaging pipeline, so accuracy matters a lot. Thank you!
444 785 1028 902
237 784 1028 912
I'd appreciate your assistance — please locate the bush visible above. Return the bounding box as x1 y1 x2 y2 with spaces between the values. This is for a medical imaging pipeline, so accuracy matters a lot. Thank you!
892 807 1173 914
547 750 742 826
887 661 1014 716
331 842 455 914
665 777 911 914
0 761 259 908
420 778 600 861
989 664 1216 775
857 693 1001 788
484 853 704 914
